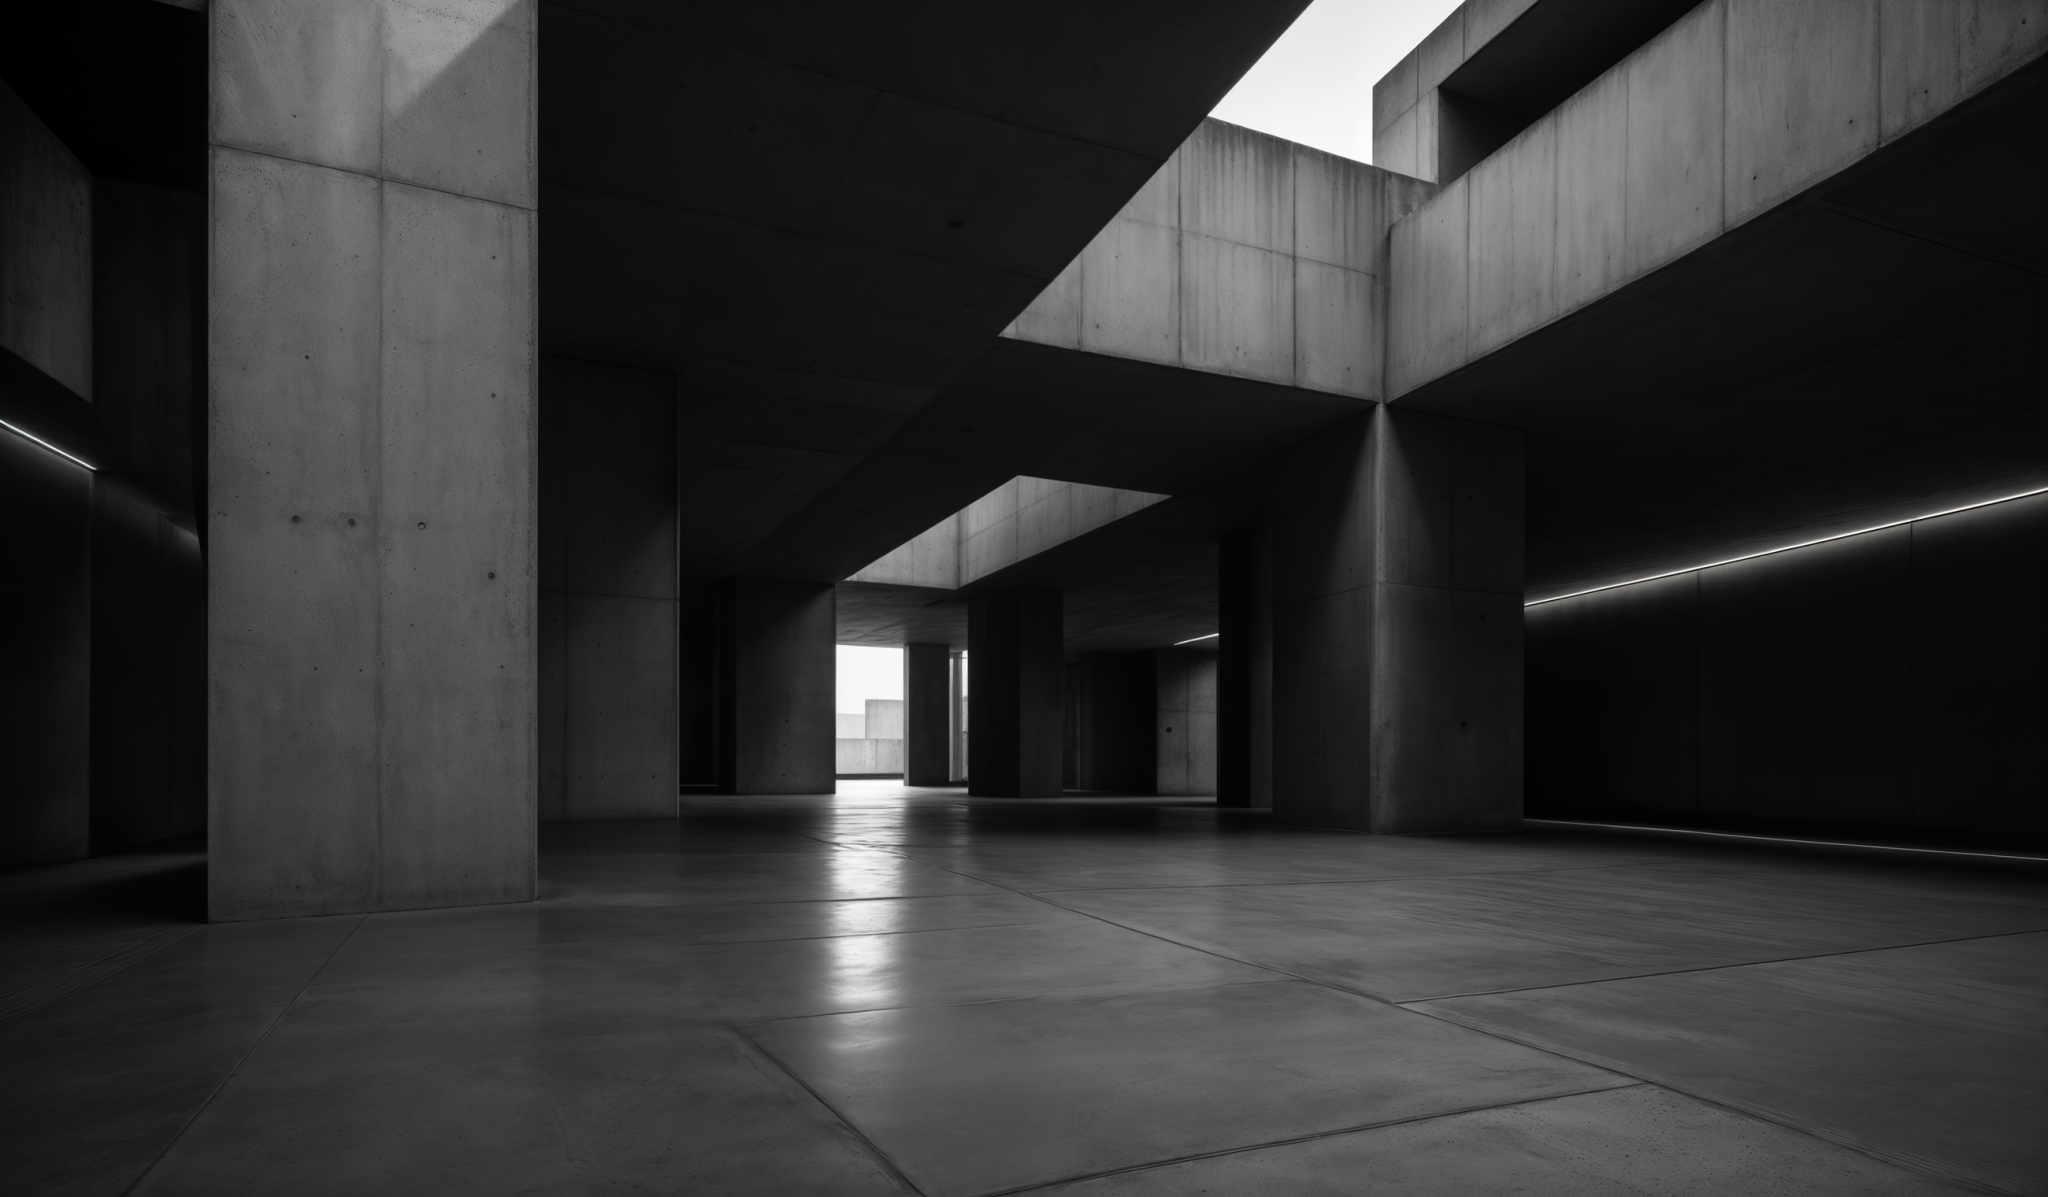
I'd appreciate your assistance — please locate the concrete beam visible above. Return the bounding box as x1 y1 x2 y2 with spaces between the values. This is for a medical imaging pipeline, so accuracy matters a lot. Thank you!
1386 0 2048 397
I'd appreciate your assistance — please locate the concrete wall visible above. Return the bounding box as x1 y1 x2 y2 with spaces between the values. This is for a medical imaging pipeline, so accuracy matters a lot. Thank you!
1155 649 1219 797
835 699 905 776
1269 406 1524 832
540 358 678 821
1002 118 1433 402
1386 0 2048 397
0 79 92 399
1065 652 1156 793
1529 492 2048 851
835 738 904 776
717 578 835 794
1 83 94 868
89 181 207 855
851 476 1166 588
208 0 538 919
1 433 92 867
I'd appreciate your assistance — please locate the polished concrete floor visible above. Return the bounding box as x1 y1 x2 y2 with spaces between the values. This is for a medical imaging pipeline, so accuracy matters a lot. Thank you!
3 781 2045 1195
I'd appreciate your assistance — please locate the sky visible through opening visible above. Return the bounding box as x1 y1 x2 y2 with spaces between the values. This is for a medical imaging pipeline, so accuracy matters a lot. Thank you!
837 644 903 716
1209 0 1464 164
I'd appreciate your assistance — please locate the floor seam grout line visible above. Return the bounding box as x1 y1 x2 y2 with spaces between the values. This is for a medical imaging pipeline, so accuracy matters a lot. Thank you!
849 837 2022 1197
1399 1002 2023 1197
729 1023 933 1197
118 915 369 1197
976 1081 1652 1197
1398 924 2048 1004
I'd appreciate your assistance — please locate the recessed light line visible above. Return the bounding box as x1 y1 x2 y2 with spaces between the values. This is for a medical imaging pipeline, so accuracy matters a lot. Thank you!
1525 483 2048 608
1173 632 1220 646
0 418 97 471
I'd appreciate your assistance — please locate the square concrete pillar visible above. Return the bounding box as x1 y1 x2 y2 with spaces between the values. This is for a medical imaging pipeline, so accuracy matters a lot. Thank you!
903 642 952 786
968 587 1063 797
1268 406 1524 832
715 578 834 794
207 0 538 919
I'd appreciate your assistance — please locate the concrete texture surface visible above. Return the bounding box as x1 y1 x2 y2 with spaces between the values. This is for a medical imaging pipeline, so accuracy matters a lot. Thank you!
0 79 92 400
903 643 951 785
1153 649 1218 797
208 0 538 919
1529 491 2048 851
539 358 678 821
3 785 2035 1194
0 434 93 867
717 579 835 795
1385 0 2048 397
1268 407 1525 832
1003 119 1412 401
854 476 1165 590
969 587 1064 797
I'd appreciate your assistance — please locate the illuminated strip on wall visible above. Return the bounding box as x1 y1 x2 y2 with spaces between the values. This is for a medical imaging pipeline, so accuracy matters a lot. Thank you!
1527 818 2048 864
0 418 97 471
1524 483 2048 609
1173 632 1220 646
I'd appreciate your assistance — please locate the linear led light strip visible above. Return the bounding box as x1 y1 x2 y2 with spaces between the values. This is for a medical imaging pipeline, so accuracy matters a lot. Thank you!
1527 818 2048 864
0 418 97 471
1173 632 1220 646
1525 483 2048 608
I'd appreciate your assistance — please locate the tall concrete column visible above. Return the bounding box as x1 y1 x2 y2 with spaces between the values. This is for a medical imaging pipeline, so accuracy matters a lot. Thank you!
715 578 834 794
1217 529 1272 808
208 0 538 919
903 642 952 786
968 587 1063 797
1269 406 1524 832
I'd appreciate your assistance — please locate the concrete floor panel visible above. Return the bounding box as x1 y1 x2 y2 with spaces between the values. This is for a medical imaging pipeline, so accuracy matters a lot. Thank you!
748 979 1629 1197
1414 933 2048 1195
4 784 2040 1194
1026 1085 1975 1195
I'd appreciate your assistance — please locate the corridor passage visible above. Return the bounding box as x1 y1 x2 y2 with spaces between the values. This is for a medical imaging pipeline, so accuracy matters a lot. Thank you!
5 782 2045 1195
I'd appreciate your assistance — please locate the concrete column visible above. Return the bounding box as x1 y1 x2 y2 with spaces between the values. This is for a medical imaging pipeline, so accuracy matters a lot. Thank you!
715 578 834 794
1217 528 1272 808
1269 406 1524 832
539 358 678 821
208 0 538 919
903 642 952 786
1066 652 1155 793
968 587 1063 797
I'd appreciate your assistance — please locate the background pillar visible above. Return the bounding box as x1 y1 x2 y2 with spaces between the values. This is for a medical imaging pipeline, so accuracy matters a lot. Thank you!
715 578 834 794
207 0 539 919
968 587 1063 797
903 642 951 786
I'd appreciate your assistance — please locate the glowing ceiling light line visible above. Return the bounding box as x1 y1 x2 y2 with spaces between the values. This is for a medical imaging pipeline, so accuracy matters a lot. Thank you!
1526 818 2048 864
1173 632 1220 646
1524 483 2048 608
0 419 96 471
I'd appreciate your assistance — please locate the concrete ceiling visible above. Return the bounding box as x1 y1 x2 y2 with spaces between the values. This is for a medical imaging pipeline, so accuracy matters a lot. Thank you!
1398 56 2048 598
540 0 1314 580
837 496 1230 657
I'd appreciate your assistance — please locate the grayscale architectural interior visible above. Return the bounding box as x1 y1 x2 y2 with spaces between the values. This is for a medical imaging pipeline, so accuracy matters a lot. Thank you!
2 0 2045 1193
